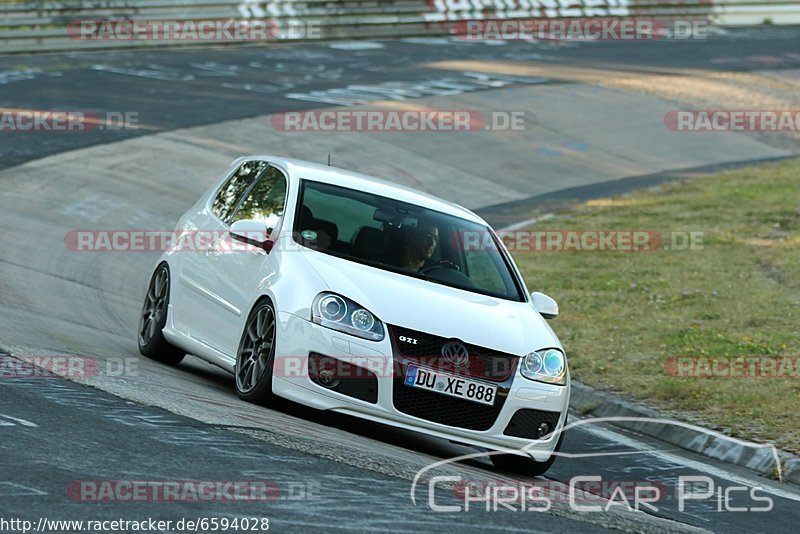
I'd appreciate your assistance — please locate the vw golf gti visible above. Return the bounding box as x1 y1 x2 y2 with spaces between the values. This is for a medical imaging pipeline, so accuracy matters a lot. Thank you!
137 156 570 475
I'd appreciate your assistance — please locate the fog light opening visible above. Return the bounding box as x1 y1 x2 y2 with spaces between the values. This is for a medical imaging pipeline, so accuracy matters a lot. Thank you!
319 368 340 388
310 356 342 389
537 422 553 439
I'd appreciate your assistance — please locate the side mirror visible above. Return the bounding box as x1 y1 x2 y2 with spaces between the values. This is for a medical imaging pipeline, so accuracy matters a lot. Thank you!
531 292 558 319
230 220 274 252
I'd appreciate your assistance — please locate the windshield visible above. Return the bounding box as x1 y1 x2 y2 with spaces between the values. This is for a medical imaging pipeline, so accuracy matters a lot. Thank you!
293 180 525 302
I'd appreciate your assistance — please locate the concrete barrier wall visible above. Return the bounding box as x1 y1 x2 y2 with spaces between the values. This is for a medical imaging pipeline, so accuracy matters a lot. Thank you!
2 0 798 54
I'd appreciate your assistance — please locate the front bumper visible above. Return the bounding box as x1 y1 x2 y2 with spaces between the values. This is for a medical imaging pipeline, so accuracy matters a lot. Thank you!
272 311 570 462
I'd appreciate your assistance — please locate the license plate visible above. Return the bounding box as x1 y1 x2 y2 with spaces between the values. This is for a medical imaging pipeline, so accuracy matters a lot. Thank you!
403 365 497 406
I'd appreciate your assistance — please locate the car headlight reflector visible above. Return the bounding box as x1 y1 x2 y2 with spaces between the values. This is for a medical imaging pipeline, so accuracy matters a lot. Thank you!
521 349 566 385
318 294 347 322
312 293 384 341
350 309 375 332
523 352 543 375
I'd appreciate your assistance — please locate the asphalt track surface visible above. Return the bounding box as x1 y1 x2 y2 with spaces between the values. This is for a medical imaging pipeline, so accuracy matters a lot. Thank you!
1 27 799 172
1 28 800 533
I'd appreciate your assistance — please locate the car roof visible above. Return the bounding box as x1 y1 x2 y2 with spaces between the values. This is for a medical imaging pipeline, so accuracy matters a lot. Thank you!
258 156 486 225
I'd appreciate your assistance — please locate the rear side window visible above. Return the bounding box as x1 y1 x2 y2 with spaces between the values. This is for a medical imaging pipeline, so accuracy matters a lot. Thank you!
231 166 288 234
211 161 268 222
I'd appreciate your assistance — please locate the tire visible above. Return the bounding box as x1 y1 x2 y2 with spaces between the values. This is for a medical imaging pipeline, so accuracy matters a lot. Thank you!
137 263 185 365
235 299 277 405
490 428 565 477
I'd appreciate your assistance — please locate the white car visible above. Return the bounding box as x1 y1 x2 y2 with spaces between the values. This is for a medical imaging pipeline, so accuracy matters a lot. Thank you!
138 156 570 475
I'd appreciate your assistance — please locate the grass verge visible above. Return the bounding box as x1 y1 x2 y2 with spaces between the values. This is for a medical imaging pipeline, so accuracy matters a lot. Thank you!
513 159 800 454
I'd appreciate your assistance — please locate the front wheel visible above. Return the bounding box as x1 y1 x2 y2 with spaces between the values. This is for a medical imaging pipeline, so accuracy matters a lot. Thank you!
490 429 565 477
138 263 185 365
235 299 277 405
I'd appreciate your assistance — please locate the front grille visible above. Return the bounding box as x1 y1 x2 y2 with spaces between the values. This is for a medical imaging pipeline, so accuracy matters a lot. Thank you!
392 378 509 431
503 409 561 439
308 353 378 404
389 325 518 382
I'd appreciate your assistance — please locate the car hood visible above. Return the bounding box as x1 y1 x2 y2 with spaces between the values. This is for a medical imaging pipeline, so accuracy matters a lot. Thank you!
298 249 560 355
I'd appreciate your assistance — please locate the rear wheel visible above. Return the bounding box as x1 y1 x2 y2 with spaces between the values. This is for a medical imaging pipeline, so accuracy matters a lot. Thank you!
490 429 565 477
138 263 185 365
235 299 277 405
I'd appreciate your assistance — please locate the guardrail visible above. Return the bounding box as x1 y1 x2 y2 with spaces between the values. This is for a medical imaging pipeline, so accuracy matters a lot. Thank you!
2 1 799 54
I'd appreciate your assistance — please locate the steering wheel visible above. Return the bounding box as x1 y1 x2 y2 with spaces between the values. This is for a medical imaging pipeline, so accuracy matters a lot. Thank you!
419 260 461 275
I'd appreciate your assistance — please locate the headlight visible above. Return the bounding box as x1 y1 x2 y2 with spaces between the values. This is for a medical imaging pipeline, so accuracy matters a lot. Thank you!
521 349 566 385
350 309 375 331
312 293 385 341
318 294 347 322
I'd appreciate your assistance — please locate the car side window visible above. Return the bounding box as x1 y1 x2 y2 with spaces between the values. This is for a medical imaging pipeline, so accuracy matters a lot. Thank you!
211 161 268 222
230 166 288 234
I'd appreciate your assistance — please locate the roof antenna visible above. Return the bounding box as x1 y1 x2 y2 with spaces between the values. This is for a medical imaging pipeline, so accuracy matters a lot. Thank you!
327 154 331 167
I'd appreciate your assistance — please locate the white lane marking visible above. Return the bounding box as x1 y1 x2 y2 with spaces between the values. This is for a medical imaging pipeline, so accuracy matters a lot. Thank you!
91 64 195 82
0 414 38 427
0 482 47 496
286 73 546 106
401 38 453 45
462 71 550 85
328 42 385 50
188 62 243 76
0 69 62 85
221 82 290 94
500 213 555 232
579 422 800 503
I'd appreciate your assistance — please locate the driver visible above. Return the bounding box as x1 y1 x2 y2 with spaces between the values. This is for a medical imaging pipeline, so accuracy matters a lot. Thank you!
399 220 439 272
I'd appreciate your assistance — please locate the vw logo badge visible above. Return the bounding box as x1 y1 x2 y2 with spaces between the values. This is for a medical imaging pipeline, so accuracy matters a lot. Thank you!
441 341 469 367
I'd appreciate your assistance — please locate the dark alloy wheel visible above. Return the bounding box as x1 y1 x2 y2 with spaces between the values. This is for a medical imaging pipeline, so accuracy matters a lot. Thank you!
235 299 277 405
138 263 185 365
